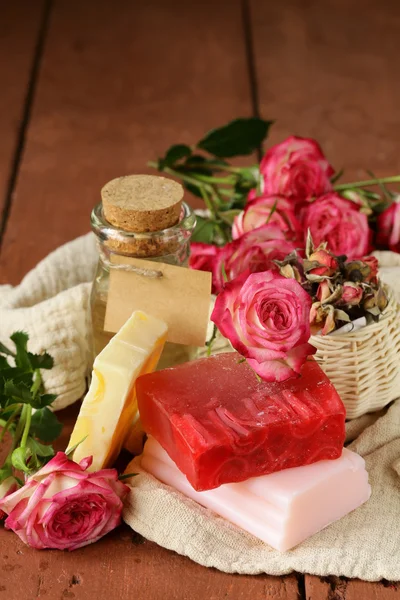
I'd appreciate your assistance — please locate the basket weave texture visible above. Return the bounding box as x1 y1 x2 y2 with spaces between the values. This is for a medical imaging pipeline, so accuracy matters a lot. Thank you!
310 288 400 419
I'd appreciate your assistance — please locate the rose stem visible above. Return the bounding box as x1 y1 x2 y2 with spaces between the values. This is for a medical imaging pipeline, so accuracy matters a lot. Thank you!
334 175 400 191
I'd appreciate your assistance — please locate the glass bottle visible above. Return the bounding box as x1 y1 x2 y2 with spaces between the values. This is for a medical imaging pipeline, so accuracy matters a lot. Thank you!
90 175 197 369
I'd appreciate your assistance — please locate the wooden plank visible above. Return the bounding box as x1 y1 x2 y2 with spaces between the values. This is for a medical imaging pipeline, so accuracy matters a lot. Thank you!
0 2 301 599
0 0 45 228
250 0 400 182
306 576 399 600
0 0 253 285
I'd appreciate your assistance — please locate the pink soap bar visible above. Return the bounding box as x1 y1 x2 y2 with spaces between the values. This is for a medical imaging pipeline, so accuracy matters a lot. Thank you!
141 437 371 552
137 354 346 491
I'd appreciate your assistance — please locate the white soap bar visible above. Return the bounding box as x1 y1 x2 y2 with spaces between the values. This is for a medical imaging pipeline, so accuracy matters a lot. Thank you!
67 311 167 471
141 437 371 552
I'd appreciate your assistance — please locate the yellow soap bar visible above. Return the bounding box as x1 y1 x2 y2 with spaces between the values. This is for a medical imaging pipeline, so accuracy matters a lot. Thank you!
67 310 167 471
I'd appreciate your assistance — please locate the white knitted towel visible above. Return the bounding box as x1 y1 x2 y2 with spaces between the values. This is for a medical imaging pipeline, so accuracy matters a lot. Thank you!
0 234 98 410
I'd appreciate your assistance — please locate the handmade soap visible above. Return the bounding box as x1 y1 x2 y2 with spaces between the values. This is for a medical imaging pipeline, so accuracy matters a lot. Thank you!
140 437 371 552
67 311 167 470
136 353 346 491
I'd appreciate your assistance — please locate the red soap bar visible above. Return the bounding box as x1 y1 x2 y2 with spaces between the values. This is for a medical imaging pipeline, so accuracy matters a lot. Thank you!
136 354 346 491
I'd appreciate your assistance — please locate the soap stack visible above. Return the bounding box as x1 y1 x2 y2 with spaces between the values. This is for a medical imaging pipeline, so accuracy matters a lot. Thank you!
136 352 371 552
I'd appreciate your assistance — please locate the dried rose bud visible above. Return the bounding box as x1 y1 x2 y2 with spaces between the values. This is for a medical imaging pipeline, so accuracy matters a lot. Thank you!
279 263 303 282
317 281 331 303
364 293 376 310
340 281 363 306
310 301 325 325
361 256 379 284
305 248 339 277
345 260 371 283
321 305 336 335
377 287 388 311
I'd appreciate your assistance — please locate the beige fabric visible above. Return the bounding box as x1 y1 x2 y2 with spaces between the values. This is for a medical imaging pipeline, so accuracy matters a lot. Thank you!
0 234 98 410
123 399 400 581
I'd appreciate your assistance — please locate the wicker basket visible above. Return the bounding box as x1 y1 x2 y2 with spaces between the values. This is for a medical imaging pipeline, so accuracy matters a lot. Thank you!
310 289 400 419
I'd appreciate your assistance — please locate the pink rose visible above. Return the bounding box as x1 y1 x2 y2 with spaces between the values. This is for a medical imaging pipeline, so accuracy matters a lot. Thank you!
304 193 370 259
260 136 334 207
214 226 298 293
211 271 315 382
189 242 220 294
0 452 129 551
232 194 303 242
0 477 19 520
377 199 400 252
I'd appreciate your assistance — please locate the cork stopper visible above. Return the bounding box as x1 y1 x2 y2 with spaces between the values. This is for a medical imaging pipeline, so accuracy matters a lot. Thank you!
101 174 183 233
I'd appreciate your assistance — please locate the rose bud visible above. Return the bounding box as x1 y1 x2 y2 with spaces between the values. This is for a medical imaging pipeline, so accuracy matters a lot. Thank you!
316 281 331 303
260 136 334 208
279 263 303 282
377 287 389 311
364 293 377 311
345 260 372 283
321 305 336 336
340 282 363 306
310 301 324 326
306 248 339 277
361 256 379 284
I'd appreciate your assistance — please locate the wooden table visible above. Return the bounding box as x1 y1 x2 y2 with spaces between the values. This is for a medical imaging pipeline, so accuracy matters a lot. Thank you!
0 1 399 598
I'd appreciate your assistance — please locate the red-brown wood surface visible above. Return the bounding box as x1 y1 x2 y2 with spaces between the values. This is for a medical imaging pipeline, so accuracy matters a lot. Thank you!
0 0 45 221
250 0 400 181
0 1 399 598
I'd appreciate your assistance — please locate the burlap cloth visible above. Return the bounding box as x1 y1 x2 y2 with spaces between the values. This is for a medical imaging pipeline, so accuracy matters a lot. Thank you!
1 234 399 579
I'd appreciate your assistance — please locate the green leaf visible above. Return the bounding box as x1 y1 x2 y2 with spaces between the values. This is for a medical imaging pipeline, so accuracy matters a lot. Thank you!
184 181 203 199
197 118 273 158
30 407 62 442
0 356 10 369
0 342 14 358
4 380 33 404
0 466 13 484
331 169 344 184
265 198 278 225
11 446 32 474
185 156 228 172
181 155 213 176
10 331 31 371
35 394 57 408
164 144 192 166
28 352 54 370
66 435 88 458
191 216 217 243
26 437 54 459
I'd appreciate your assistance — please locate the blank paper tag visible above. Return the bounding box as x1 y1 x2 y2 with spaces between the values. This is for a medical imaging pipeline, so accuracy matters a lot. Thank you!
104 256 212 346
